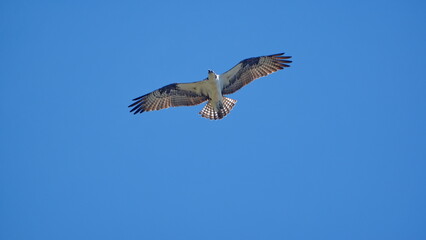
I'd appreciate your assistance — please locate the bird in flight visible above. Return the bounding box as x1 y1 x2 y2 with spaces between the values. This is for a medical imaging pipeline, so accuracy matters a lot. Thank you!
129 52 292 120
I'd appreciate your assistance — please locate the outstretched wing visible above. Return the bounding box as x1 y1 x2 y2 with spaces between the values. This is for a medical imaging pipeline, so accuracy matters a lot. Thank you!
129 81 209 114
221 53 292 95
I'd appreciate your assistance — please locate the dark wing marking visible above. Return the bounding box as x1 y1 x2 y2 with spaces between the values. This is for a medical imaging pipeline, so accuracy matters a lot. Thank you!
221 53 292 95
129 83 209 114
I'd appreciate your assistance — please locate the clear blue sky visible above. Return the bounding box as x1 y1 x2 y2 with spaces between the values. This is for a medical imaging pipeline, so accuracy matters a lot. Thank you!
1 0 426 239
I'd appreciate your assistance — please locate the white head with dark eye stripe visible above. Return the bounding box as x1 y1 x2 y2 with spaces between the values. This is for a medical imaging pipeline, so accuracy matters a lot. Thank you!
208 69 218 80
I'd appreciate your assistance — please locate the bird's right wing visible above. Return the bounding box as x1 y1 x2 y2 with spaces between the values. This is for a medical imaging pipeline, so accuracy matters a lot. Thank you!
129 81 209 114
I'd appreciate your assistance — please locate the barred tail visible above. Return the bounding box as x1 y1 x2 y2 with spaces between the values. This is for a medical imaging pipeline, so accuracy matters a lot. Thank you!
199 97 237 120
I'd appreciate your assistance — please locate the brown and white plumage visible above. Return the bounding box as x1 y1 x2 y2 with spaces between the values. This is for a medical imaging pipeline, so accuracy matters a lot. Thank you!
221 53 292 95
129 82 209 114
129 53 292 120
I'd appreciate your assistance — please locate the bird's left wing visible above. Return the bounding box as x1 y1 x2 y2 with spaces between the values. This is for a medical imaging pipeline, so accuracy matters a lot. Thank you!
220 53 292 95
129 81 209 114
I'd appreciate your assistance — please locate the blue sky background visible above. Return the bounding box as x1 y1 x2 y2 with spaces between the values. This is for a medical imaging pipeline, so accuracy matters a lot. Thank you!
1 0 426 239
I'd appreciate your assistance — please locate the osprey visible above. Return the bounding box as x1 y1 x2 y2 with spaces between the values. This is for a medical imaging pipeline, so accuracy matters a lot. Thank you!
129 53 292 120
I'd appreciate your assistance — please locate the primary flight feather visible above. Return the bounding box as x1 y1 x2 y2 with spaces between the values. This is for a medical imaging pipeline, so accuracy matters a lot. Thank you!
129 52 292 120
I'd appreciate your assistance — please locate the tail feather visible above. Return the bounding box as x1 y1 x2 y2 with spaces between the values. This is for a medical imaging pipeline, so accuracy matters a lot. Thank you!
199 97 237 120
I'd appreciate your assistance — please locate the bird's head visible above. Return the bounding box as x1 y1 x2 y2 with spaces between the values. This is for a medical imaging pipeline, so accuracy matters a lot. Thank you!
208 69 217 80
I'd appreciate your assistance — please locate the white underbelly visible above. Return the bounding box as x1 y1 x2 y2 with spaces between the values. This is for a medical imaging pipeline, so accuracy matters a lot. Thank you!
207 79 223 109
